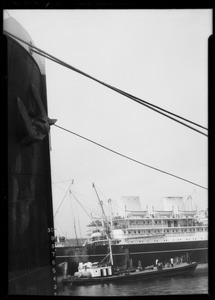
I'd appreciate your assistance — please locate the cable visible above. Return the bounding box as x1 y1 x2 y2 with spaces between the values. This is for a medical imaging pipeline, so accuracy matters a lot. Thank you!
110 199 125 212
3 30 208 136
52 182 67 194
30 48 207 132
69 190 101 228
94 186 113 213
51 170 71 188
53 179 74 184
54 180 74 217
31 48 208 137
70 189 102 218
53 124 208 190
54 218 67 237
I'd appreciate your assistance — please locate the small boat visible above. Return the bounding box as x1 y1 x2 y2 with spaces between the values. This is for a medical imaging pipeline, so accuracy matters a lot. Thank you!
61 261 198 285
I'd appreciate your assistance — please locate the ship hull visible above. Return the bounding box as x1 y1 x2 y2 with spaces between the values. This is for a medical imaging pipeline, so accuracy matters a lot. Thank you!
56 239 207 275
86 240 208 267
56 246 89 275
5 17 56 295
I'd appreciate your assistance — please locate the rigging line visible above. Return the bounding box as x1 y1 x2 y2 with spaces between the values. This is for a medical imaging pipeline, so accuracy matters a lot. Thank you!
69 190 101 228
53 179 74 184
3 30 208 132
71 191 101 215
106 86 208 137
31 48 208 137
94 189 124 211
72 196 83 238
108 87 208 132
53 124 208 191
54 218 67 237
70 189 96 203
51 170 70 187
31 48 207 132
110 199 125 211
70 189 102 218
94 186 112 211
54 179 74 217
52 182 67 194
95 185 110 201
71 191 103 219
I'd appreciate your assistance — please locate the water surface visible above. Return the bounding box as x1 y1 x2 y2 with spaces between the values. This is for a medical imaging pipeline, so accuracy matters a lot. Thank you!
58 263 208 296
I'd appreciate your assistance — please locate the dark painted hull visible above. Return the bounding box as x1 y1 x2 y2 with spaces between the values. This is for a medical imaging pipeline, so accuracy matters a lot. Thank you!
5 17 56 295
56 239 207 275
56 246 89 275
62 262 198 285
87 240 208 268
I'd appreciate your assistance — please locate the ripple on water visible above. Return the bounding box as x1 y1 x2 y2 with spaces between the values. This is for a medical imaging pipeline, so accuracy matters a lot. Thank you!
58 263 208 296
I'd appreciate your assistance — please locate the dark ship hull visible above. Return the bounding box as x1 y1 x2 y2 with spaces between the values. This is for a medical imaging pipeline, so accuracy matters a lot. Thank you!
5 16 57 295
87 239 208 265
56 238 207 275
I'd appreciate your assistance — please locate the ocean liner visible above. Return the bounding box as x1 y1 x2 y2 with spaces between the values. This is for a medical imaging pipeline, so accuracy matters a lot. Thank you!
56 194 208 275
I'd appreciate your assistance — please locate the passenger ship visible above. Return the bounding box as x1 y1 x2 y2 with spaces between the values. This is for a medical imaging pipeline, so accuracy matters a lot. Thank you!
84 196 208 268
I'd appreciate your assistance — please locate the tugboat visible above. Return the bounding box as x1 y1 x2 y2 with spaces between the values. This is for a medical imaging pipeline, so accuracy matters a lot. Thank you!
62 260 198 285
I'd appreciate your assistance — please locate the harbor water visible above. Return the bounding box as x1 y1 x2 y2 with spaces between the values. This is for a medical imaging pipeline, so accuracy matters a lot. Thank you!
57 263 208 296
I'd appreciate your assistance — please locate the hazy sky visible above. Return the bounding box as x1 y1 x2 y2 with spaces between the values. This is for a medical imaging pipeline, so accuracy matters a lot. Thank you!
6 9 211 238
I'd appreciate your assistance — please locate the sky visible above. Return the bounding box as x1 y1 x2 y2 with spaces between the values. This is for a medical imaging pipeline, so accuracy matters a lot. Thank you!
5 9 211 239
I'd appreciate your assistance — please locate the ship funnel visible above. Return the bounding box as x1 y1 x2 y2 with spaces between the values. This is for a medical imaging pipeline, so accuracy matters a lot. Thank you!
116 196 141 216
161 197 184 213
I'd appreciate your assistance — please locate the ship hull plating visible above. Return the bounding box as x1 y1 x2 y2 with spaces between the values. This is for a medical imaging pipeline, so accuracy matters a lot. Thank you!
6 17 55 295
56 239 208 274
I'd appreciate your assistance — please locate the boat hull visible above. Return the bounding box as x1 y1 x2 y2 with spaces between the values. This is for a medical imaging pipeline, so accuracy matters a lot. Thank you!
63 262 198 285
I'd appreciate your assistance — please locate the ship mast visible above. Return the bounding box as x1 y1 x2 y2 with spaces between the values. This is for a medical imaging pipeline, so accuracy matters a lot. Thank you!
92 183 113 266
74 218 79 246
108 198 113 227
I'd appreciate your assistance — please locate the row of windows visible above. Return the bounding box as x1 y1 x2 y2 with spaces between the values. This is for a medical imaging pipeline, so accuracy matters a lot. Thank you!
125 228 206 234
126 220 195 224
128 237 205 243
123 222 196 227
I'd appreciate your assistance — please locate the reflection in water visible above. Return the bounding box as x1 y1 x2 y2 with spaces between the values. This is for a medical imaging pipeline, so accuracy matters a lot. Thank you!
58 264 208 296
